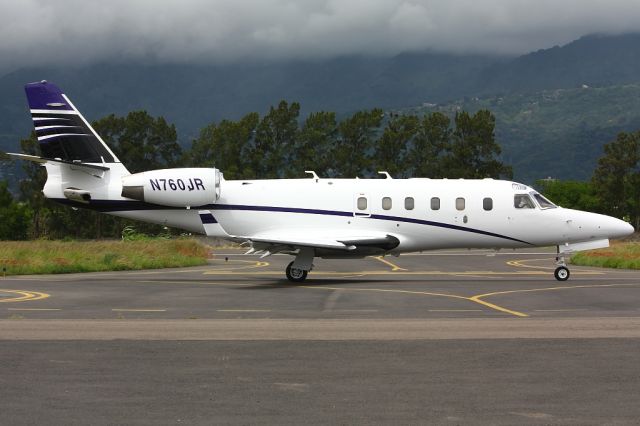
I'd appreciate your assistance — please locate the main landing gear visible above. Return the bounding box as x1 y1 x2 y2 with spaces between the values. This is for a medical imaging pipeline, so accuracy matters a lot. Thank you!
285 247 314 283
286 261 308 282
554 247 570 281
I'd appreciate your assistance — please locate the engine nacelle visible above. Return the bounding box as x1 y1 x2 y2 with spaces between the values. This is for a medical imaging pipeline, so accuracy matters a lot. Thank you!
121 168 222 207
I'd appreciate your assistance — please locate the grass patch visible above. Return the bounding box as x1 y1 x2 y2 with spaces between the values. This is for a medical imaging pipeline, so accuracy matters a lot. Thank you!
0 238 210 275
571 242 640 269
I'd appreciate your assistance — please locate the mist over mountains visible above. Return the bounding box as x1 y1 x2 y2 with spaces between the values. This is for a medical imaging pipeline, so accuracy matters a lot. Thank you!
2 32 640 182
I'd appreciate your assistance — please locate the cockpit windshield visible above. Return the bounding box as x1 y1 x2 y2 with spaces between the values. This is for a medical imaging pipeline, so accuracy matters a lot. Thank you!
531 192 557 209
514 194 535 209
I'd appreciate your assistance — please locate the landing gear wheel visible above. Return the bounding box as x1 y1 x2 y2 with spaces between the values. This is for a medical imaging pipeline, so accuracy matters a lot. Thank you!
554 266 570 281
286 261 308 283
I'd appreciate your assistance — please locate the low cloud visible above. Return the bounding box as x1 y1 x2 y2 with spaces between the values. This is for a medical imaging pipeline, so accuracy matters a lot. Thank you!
2 0 640 68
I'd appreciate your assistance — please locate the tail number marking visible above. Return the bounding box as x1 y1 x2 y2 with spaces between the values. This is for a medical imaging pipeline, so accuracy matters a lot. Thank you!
150 178 205 191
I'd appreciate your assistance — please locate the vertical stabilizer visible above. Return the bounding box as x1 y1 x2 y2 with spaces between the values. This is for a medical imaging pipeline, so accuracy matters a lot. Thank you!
25 81 122 165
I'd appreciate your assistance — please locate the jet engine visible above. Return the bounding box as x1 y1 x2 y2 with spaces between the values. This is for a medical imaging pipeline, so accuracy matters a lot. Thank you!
121 168 222 207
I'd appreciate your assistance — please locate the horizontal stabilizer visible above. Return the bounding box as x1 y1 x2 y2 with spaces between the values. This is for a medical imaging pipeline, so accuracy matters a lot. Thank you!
8 153 110 179
7 153 110 171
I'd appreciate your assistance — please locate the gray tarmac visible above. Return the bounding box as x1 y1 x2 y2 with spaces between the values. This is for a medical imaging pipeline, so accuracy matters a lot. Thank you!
2 248 640 424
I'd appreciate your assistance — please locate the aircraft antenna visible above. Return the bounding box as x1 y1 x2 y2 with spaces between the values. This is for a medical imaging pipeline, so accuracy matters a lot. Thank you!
305 170 320 180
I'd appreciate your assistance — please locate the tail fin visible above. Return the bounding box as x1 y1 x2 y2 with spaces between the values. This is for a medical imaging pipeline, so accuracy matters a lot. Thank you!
25 81 121 164
10 81 130 205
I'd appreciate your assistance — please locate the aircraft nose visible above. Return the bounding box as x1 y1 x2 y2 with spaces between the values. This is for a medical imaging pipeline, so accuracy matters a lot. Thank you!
605 216 635 239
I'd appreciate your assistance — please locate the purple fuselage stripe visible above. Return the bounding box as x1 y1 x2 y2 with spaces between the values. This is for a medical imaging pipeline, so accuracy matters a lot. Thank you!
51 199 531 245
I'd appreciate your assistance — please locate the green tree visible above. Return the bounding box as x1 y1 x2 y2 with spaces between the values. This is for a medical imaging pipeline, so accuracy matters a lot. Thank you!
535 179 600 211
592 131 640 227
292 111 338 178
247 101 300 178
446 110 512 179
334 108 384 177
17 133 50 238
410 112 451 178
16 134 117 239
0 180 32 240
185 123 216 168
188 113 259 179
93 111 182 174
375 114 419 178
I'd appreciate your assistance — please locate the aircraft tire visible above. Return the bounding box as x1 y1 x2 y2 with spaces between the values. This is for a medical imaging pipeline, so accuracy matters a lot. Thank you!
554 266 570 281
286 261 308 282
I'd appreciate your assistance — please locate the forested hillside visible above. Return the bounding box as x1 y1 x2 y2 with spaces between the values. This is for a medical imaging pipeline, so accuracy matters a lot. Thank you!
405 84 640 182
477 34 640 95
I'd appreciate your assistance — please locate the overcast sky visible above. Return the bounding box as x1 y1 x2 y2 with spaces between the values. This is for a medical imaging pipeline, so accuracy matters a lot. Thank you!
2 0 640 68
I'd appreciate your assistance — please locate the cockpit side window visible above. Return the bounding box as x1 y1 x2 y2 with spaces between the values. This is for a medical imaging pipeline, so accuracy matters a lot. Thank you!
514 194 535 209
531 192 557 209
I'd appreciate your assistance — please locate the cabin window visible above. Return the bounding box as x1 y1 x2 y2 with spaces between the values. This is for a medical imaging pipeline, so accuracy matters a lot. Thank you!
456 197 465 211
514 194 535 209
357 197 367 210
430 197 440 210
483 197 493 211
405 197 414 210
382 197 392 210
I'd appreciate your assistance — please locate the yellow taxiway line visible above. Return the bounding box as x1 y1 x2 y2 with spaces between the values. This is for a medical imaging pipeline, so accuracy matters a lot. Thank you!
468 293 528 317
300 282 640 318
469 282 640 317
203 260 270 274
506 258 558 270
300 285 528 317
0 289 50 303
130 277 640 318
373 256 408 271
7 308 60 311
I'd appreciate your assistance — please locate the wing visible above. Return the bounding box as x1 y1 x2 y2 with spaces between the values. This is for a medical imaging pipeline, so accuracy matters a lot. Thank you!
239 230 400 257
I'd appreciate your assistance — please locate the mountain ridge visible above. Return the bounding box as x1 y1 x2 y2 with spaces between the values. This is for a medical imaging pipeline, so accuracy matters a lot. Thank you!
2 32 640 182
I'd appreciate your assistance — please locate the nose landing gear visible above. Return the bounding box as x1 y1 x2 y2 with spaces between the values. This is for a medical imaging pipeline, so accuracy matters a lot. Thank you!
554 248 570 281
554 265 570 281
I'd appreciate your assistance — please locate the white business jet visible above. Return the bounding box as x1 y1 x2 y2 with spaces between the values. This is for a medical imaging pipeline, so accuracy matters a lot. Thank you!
8 81 634 282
